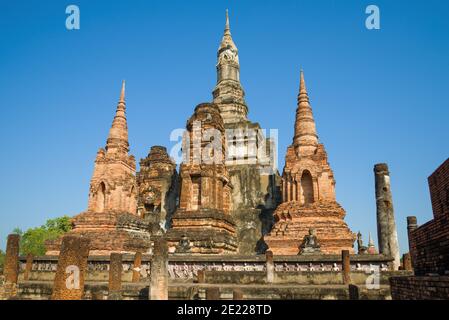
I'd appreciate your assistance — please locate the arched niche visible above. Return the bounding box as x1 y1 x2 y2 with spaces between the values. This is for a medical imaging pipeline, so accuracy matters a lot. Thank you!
301 170 314 205
96 182 106 212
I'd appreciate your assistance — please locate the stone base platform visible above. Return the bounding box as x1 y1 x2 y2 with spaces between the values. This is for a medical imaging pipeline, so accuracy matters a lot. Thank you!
171 282 393 300
166 209 238 254
264 202 356 255
45 211 152 256
10 253 405 300
14 280 394 300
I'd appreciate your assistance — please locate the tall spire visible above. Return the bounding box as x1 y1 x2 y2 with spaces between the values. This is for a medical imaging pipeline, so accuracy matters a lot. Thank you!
300 69 307 97
225 9 230 35
119 80 125 103
106 81 129 154
218 9 237 55
368 232 374 247
212 10 248 124
293 69 318 156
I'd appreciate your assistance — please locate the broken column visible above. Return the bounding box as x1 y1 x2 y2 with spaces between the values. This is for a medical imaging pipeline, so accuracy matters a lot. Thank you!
132 252 142 283
402 253 412 271
342 250 351 285
3 234 20 298
149 237 168 300
374 163 400 270
406 216 418 268
4 234 20 285
266 250 274 283
108 253 122 300
24 254 34 281
51 235 90 300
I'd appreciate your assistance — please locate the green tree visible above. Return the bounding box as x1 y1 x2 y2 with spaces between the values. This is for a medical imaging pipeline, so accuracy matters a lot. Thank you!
12 216 72 256
43 216 72 233
12 228 23 236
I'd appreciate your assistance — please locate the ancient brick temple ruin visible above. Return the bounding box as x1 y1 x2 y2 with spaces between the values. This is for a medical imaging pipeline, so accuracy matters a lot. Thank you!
41 11 384 259
264 71 356 255
137 145 178 233
46 82 152 256
0 11 415 301
212 10 280 254
165 103 238 254
44 10 281 257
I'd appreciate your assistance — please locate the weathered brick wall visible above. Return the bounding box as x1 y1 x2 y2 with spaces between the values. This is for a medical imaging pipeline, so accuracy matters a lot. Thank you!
428 158 449 220
409 216 449 275
390 276 449 299
408 158 449 276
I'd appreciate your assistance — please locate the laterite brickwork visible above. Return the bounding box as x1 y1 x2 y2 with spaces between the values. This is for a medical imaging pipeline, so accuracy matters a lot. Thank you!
390 276 449 300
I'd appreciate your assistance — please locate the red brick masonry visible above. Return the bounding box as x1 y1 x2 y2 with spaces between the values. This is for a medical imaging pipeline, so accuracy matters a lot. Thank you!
409 158 449 276
390 158 449 300
390 276 449 300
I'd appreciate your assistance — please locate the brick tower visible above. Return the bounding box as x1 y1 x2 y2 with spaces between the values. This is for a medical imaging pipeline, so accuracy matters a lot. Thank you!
87 81 137 214
46 82 152 255
137 146 179 233
165 103 238 254
264 71 356 255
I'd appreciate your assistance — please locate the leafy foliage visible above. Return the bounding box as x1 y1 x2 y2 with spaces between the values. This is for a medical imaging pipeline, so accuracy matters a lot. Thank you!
12 216 72 256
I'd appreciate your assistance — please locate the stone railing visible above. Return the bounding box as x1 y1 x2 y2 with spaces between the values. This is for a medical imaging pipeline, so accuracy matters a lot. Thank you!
19 253 393 282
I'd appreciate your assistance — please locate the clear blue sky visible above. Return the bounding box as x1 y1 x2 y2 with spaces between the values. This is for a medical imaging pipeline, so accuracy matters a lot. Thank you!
0 0 448 253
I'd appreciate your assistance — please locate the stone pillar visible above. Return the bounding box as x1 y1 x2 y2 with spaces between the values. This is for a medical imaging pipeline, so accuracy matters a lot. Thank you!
296 180 301 203
402 253 412 271
313 178 319 203
197 269 205 283
4 234 20 285
24 253 34 281
51 235 90 300
266 250 274 283
132 252 142 283
407 216 418 233
233 289 243 300
342 250 351 285
108 253 122 300
282 180 286 202
292 181 297 201
149 237 168 300
374 163 400 270
206 287 220 300
407 216 418 268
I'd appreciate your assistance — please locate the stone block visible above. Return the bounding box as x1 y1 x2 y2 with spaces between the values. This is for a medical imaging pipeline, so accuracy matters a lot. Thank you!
51 235 90 300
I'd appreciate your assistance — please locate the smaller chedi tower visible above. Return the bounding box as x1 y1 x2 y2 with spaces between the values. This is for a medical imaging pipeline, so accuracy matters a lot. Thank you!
46 82 152 255
87 81 137 214
137 146 179 233
165 103 238 254
264 71 356 255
